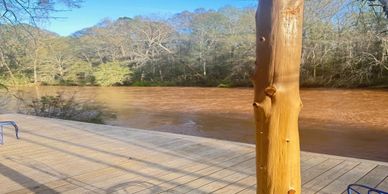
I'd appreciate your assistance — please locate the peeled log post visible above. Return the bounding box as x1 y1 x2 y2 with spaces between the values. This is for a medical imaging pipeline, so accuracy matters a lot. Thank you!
253 0 304 194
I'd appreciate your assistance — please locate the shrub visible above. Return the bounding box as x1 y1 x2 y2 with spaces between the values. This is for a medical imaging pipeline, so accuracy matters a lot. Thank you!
19 93 112 123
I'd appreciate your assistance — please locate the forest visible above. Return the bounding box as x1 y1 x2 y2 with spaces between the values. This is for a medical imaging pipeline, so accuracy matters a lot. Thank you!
0 0 387 88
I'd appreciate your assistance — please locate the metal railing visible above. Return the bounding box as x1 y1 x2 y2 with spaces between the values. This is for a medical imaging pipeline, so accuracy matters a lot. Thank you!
348 184 388 194
0 121 19 144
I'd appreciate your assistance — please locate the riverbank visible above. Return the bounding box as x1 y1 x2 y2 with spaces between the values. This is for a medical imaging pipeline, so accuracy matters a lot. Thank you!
2 79 388 89
1 78 248 88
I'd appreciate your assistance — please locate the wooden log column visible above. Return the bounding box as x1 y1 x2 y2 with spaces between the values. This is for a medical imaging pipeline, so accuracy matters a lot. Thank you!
253 0 305 194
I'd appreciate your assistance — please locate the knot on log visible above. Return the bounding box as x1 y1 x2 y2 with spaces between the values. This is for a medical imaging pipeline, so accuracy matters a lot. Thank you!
264 86 277 97
259 166 266 170
252 102 262 108
283 6 301 15
288 189 296 194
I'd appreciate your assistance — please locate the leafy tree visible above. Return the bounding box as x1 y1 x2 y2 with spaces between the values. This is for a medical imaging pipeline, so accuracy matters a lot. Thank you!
0 0 82 25
64 61 94 85
93 62 131 86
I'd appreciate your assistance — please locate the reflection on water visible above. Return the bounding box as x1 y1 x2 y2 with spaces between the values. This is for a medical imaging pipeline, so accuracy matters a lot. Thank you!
2 86 388 161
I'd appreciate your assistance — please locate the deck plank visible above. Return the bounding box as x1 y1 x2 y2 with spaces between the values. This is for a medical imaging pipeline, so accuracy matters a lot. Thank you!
184 158 254 193
237 184 256 194
62 146 252 193
377 177 388 191
141 153 254 193
0 114 387 194
302 160 359 193
302 158 343 184
212 176 256 194
356 165 388 188
301 156 328 172
318 162 377 194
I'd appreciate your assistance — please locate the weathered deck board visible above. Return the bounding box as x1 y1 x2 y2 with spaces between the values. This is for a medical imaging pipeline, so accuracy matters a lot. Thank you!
377 177 388 191
356 165 388 187
212 176 256 194
0 114 387 194
318 162 377 194
302 160 359 193
302 158 343 184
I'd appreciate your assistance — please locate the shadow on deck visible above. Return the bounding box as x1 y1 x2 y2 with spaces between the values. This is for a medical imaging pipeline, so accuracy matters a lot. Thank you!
0 114 387 194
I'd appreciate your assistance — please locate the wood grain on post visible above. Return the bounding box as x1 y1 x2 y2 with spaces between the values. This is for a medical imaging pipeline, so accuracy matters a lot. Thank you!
253 0 304 193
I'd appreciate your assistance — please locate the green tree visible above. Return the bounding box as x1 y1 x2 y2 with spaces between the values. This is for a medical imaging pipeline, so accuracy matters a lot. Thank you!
93 62 131 86
64 61 94 85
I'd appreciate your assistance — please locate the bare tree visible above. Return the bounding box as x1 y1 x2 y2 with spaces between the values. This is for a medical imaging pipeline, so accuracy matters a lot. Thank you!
0 0 82 25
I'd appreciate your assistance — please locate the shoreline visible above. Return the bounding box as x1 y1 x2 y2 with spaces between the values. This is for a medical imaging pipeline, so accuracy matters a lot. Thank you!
4 84 388 90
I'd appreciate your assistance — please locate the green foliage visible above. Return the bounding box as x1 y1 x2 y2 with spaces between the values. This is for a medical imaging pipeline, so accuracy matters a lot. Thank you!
0 75 32 86
64 61 95 85
93 62 131 86
0 83 6 90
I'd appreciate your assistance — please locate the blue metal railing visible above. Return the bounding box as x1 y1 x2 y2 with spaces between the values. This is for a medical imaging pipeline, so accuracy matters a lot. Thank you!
348 184 388 194
0 121 19 144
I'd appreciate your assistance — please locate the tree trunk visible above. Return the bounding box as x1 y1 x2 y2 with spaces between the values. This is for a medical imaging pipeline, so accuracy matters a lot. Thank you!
203 60 207 77
141 70 145 81
34 62 38 84
33 50 39 85
253 1 304 194
159 69 164 81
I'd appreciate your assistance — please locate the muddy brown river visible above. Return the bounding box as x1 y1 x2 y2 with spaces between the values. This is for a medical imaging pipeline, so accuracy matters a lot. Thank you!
2 86 388 162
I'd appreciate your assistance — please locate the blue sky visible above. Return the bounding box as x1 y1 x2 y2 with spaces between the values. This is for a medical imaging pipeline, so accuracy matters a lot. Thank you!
43 0 257 36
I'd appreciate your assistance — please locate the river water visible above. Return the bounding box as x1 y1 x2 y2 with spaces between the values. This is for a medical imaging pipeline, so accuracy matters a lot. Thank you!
2 86 388 161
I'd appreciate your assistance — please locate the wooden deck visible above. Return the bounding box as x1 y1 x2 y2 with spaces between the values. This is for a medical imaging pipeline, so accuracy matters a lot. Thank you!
0 114 387 194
